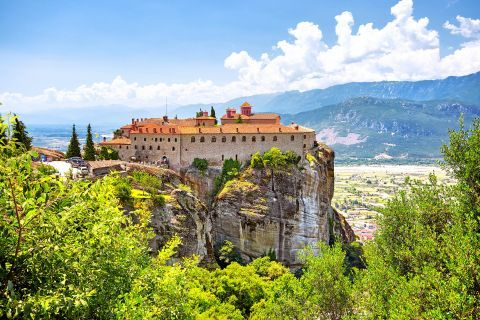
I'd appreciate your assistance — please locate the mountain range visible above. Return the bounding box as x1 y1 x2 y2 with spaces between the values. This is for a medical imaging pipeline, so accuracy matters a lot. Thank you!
16 71 480 162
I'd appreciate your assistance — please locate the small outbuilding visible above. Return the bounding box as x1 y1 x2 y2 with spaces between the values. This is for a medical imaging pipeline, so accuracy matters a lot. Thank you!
32 147 65 162
87 160 126 177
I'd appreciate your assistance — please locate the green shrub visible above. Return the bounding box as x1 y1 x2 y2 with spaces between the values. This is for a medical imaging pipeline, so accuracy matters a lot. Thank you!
250 148 301 169
213 158 241 195
192 157 208 172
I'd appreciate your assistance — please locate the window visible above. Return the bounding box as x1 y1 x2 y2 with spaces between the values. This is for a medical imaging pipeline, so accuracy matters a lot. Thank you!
135 145 137 149
144 138 146 142
134 137 137 141
222 155 224 161
142 145 145 150
273 136 277 141
303 144 306 148
191 136 195 142
119 145 122 149
149 145 152 150
242 136 246 142
157 146 160 150
222 136 226 142
212 136 217 142
261 136 265 142
168 138 171 142
160 138 163 142
155 138 158 142
172 146 175 151
126 146 129 150
200 137 205 142
175 138 178 142
232 136 236 142
291 135 294 141
303 134 306 139
252 136 256 142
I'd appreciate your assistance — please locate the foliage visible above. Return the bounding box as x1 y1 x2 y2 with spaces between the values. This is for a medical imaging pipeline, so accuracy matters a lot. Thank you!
66 124 81 158
217 240 244 268
441 115 480 197
0 136 151 318
192 157 209 173
113 129 122 138
250 147 301 169
213 158 241 195
83 124 96 161
210 106 217 125
0 113 6 145
97 146 119 160
11 115 32 151
235 114 243 123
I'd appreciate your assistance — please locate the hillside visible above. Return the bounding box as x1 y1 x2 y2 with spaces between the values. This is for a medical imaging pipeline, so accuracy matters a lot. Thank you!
281 97 480 162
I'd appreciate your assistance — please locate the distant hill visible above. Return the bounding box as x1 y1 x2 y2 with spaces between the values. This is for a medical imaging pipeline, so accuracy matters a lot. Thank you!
281 97 480 162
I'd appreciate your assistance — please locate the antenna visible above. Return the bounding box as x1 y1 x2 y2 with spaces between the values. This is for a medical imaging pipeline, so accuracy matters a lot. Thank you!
165 96 168 116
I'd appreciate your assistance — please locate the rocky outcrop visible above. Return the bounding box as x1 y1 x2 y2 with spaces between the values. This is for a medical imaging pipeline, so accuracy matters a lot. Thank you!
149 188 216 265
212 144 353 267
180 167 221 204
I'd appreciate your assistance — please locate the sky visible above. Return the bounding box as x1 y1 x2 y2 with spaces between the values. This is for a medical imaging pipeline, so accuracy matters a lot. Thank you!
0 0 479 112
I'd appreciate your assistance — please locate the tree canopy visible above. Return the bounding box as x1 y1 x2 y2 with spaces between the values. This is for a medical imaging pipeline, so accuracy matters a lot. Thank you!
66 124 81 158
12 116 32 150
83 124 96 161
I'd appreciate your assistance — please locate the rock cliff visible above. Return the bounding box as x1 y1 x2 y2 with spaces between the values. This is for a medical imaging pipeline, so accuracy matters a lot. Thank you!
126 144 354 268
212 144 354 267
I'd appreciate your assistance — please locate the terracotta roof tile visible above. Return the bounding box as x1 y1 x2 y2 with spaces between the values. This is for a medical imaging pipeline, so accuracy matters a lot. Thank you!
100 137 131 145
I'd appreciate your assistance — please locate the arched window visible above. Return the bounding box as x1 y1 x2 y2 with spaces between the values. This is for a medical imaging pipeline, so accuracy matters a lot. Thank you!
273 136 277 141
142 145 145 150
126 146 129 150
168 138 171 142
303 144 306 148
211 136 216 142
222 136 226 142
232 136 236 142
134 137 137 141
172 146 175 151
200 136 205 142
149 145 152 150
175 138 178 142
261 136 265 142
303 134 306 139
134 145 138 149
242 136 246 142
155 138 158 142
157 146 160 150
291 135 295 141
252 136 256 142
144 138 146 142
191 136 195 142
221 154 224 161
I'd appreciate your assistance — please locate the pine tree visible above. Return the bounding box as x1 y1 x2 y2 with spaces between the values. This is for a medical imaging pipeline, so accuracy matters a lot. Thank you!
210 106 217 125
12 115 32 150
83 124 96 160
66 124 81 158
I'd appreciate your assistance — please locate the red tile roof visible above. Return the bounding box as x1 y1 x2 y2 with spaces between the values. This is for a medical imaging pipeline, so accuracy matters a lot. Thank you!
100 137 131 145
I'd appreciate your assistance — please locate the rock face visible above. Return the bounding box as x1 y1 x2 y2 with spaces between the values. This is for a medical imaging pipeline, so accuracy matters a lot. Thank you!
212 144 354 267
127 143 353 268
150 188 216 265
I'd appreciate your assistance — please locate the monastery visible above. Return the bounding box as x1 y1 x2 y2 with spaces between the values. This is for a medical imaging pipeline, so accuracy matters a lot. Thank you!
100 102 316 168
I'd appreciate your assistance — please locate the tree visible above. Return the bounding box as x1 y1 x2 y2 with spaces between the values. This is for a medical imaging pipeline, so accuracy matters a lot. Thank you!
98 146 119 160
66 124 81 158
83 124 96 160
235 114 243 123
0 113 7 145
12 115 32 150
210 106 217 125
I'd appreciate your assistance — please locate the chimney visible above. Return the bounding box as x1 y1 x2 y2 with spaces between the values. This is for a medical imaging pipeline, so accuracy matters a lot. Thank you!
203 111 209 117
241 102 252 116
257 127 260 133
163 115 168 122
226 108 236 118
131 118 134 124
139 128 143 133
160 128 163 133
279 127 282 132
153 128 157 133
220 128 223 133
198 128 201 133
236 127 239 133
103 136 106 142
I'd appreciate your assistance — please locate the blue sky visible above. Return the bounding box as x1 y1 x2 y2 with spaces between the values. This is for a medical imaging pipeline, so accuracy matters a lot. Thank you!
0 0 479 111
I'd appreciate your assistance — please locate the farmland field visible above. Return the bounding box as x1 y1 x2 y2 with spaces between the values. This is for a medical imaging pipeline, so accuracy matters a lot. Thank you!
333 165 455 241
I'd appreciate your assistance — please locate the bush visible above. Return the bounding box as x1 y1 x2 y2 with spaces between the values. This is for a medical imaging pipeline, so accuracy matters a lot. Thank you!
213 158 241 195
192 158 208 173
250 148 301 169
97 146 119 160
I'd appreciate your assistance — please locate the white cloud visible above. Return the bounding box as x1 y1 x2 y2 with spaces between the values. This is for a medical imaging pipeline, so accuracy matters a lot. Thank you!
444 15 480 38
2 0 480 113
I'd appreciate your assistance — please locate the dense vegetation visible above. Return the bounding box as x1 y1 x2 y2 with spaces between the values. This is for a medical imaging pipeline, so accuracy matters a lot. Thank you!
1 116 479 318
